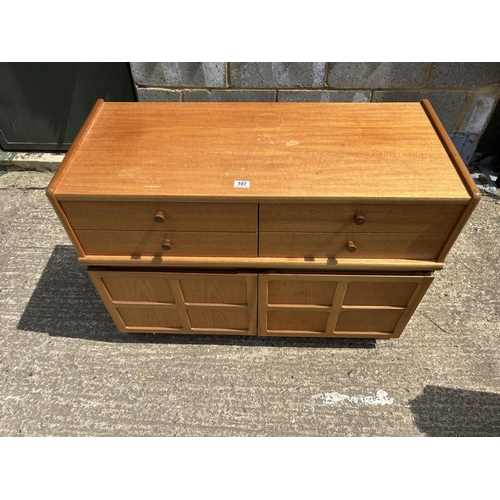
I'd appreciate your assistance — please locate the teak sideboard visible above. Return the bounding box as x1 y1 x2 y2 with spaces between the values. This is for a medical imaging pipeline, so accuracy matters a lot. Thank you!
46 100 480 339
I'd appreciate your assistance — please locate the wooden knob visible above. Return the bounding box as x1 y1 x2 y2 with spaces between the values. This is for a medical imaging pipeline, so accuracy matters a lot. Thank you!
154 210 165 223
161 238 172 251
354 212 366 225
346 240 357 253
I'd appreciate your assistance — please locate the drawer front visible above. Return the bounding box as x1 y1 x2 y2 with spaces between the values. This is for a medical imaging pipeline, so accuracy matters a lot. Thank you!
259 232 449 259
258 272 433 338
61 201 258 232
76 230 257 257
87 269 258 335
259 203 465 234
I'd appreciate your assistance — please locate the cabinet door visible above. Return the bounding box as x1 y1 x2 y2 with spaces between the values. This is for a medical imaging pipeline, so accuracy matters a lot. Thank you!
258 272 433 338
88 268 257 335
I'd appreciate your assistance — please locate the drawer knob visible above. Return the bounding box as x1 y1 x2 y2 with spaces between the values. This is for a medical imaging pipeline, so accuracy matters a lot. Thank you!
161 238 172 251
354 212 366 225
346 240 357 253
154 210 165 223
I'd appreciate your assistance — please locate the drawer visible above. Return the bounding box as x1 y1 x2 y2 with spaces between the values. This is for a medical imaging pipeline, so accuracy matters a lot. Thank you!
258 272 433 338
259 203 465 234
76 230 257 257
259 232 448 259
87 268 258 335
61 201 258 232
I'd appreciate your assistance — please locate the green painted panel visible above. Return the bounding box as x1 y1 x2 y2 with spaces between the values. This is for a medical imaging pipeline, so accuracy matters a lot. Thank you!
0 63 136 151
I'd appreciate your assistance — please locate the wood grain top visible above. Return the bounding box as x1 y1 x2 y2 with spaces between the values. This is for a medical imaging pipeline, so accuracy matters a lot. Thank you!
53 101 471 203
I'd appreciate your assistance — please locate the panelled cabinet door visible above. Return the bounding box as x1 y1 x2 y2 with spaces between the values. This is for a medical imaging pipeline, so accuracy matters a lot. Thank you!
87 269 257 335
258 272 433 338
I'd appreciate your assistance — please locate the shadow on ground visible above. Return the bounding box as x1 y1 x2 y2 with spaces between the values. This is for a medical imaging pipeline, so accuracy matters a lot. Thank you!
409 385 500 436
17 245 375 348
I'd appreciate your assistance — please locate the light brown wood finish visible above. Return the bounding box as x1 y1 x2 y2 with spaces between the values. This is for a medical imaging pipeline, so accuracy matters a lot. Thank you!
324 282 348 335
391 272 434 337
87 269 258 335
118 307 183 329
343 281 418 306
76 230 258 257
61 201 258 231
268 279 338 305
100 273 176 302
51 101 478 338
336 310 403 333
53 102 469 203
46 99 105 257
258 272 434 338
169 280 192 331
79 255 445 271
259 203 466 233
420 100 482 263
87 266 128 332
259 232 449 259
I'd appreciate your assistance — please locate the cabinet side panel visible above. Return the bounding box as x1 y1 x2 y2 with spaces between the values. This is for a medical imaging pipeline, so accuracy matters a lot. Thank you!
87 268 128 332
46 99 105 257
392 273 434 337
421 99 481 263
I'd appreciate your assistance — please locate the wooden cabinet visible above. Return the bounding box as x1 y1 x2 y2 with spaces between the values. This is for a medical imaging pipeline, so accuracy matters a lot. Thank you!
88 269 257 335
47 100 480 338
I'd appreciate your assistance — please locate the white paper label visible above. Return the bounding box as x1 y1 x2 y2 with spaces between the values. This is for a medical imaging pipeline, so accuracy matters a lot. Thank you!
234 180 250 188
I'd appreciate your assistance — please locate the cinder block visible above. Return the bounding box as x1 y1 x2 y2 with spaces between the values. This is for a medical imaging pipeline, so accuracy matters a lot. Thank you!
230 63 326 88
130 63 163 86
184 90 275 102
130 62 226 87
428 63 500 88
449 133 479 166
373 91 469 131
328 62 429 88
458 93 498 134
278 91 370 102
136 88 181 102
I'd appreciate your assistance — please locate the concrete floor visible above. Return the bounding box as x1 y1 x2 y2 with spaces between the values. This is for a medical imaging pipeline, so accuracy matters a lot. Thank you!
0 171 499 436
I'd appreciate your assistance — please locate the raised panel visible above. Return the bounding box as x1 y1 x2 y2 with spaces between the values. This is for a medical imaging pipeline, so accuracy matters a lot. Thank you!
268 280 337 305
101 274 175 303
188 310 249 330
336 310 403 333
267 311 330 333
117 307 183 328
343 281 418 307
180 277 247 304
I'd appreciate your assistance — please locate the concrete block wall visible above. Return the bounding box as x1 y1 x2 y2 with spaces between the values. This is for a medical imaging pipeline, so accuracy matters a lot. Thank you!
130 62 500 165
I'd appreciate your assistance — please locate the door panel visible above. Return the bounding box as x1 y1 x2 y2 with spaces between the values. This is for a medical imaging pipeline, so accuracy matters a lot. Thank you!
259 272 433 338
88 268 257 335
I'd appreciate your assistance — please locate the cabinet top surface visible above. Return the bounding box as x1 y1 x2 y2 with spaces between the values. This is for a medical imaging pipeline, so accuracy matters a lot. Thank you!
54 102 471 202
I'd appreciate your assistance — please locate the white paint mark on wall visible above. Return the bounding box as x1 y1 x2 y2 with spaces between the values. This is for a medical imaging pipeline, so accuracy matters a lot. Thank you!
304 390 394 411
